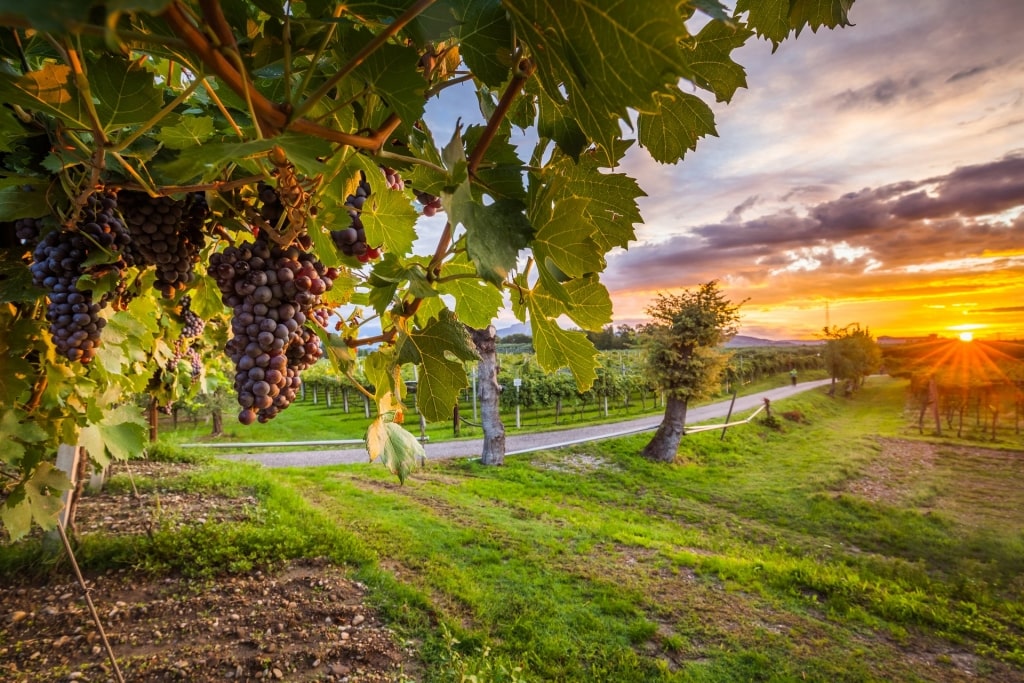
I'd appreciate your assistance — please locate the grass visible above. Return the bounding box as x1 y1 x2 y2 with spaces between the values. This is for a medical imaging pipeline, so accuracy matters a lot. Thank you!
4 375 1022 681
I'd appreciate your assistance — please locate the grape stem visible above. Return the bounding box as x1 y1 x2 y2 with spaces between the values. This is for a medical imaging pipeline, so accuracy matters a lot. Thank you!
161 1 405 149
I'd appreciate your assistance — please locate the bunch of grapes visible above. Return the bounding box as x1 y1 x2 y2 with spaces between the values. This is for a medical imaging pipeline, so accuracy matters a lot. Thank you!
118 190 208 298
187 345 203 383
414 189 443 217
257 180 286 229
14 217 42 247
381 165 404 190
209 239 337 424
167 294 207 372
29 192 132 363
331 172 381 262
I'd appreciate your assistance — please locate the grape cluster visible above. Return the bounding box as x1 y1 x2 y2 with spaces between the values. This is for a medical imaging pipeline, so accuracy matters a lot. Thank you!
14 217 42 247
257 180 286 229
414 189 443 217
118 190 208 298
179 294 206 338
331 172 381 262
381 165 404 191
29 193 132 363
187 345 202 383
210 239 337 424
167 294 207 373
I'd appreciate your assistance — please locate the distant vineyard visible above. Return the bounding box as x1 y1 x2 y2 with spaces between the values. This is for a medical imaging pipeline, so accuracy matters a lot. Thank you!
883 339 1024 439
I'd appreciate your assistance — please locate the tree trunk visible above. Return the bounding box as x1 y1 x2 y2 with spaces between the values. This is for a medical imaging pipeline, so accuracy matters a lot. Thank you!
641 395 688 462
471 325 505 465
211 408 223 437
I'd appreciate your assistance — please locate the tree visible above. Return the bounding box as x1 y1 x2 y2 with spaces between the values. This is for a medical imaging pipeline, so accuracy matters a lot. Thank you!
640 282 741 462
822 324 882 396
0 1 854 538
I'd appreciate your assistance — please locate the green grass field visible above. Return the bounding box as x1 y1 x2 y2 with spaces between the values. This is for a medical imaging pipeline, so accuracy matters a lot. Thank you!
5 376 1023 681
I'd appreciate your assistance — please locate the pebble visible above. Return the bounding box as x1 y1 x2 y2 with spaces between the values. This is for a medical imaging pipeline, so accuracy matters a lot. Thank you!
11 610 28 623
351 615 365 626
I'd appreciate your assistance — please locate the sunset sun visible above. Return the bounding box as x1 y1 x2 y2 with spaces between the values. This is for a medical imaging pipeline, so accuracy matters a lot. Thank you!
959 332 974 342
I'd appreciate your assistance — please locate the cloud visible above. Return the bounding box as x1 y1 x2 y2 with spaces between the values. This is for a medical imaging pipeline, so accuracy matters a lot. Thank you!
605 153 1024 300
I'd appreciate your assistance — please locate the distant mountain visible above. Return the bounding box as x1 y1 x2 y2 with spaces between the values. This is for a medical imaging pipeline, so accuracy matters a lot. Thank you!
495 322 532 338
725 335 801 348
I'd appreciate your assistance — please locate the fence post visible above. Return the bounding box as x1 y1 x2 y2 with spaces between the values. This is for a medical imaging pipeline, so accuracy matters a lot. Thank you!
721 392 738 440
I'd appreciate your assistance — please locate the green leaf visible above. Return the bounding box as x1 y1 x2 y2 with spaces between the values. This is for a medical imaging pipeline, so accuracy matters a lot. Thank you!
354 43 427 128
462 125 527 203
735 0 792 46
1 462 70 541
437 260 504 329
0 179 50 220
79 405 146 468
90 54 163 130
546 145 645 252
361 187 419 255
507 0 686 120
535 87 587 161
0 108 27 153
365 417 423 483
787 0 855 37
0 2 92 32
0 318 36 402
0 63 89 129
639 91 718 164
531 196 603 279
155 116 215 150
188 273 226 319
462 200 533 286
455 0 514 88
396 309 477 422
681 20 752 103
0 408 47 466
157 138 278 183
528 300 599 392
0 254 42 303
563 275 612 332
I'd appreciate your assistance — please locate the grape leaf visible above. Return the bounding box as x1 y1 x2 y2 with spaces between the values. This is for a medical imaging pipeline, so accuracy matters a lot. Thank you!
0 408 47 466
395 309 477 422
188 273 226 319
354 43 426 128
638 91 718 164
0 255 42 303
461 200 533 286
681 20 753 103
157 138 279 183
91 54 163 130
0 63 89 129
365 417 424 483
527 298 599 392
0 108 26 153
0 180 50 220
0 462 70 542
507 0 686 120
788 0 855 37
79 405 147 468
361 188 419 255
562 275 613 332
454 0 514 88
549 153 645 252
155 116 215 150
735 0 792 46
437 260 504 329
531 196 603 279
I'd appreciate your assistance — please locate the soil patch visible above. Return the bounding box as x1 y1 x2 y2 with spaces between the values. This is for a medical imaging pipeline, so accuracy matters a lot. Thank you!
0 462 418 682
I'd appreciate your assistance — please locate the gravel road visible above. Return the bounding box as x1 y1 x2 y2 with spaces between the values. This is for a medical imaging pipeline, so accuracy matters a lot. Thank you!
224 379 834 468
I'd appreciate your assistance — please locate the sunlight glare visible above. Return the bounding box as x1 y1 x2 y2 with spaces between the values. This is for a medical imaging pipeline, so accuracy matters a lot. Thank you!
959 332 974 342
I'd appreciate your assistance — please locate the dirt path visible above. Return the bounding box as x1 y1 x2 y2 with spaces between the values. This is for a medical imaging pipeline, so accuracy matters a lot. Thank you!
225 379 834 468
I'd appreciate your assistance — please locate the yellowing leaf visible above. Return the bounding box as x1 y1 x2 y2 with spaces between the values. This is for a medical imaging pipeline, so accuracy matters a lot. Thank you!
365 417 423 483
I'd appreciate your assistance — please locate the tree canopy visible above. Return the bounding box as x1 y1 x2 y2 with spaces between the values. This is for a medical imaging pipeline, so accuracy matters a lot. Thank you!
640 281 742 461
0 1 854 538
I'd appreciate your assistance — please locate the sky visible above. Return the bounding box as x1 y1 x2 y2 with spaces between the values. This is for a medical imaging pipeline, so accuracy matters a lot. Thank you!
604 0 1024 341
